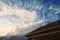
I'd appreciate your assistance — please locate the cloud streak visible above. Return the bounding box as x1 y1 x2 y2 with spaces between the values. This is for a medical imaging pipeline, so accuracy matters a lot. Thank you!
0 1 38 36
0 1 37 24
0 0 60 37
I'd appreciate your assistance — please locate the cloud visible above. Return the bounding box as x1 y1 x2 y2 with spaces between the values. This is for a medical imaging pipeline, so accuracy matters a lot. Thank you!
49 5 60 14
0 1 38 36
0 19 15 36
0 17 44 36
0 0 60 37
16 20 44 35
0 1 37 24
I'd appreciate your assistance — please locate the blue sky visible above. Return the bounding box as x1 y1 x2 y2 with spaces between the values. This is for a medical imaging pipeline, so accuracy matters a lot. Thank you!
0 0 60 36
1 0 60 22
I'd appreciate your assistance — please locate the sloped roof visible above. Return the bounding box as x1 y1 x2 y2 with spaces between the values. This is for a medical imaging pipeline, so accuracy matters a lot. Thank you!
26 20 60 37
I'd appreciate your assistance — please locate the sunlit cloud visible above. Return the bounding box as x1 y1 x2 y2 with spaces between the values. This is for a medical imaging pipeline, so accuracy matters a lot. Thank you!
0 0 60 37
0 0 38 36
0 19 15 36
0 1 37 24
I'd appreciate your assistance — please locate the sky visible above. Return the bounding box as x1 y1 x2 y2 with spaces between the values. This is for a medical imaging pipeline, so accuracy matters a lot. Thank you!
0 0 60 36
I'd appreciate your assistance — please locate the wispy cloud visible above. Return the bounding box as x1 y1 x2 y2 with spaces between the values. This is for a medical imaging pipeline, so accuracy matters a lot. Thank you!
0 0 60 36
0 1 37 24
0 0 38 36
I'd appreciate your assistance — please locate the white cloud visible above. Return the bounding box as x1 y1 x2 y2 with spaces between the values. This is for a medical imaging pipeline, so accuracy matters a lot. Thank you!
0 19 15 36
0 1 38 36
0 0 46 37
49 5 60 14
0 18 44 36
17 20 44 35
0 1 37 23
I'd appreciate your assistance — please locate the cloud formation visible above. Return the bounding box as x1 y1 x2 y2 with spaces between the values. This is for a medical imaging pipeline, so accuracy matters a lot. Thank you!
0 1 38 36
0 1 37 24
0 19 15 36
0 0 60 36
